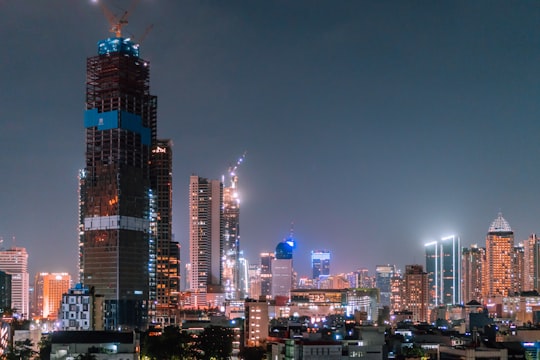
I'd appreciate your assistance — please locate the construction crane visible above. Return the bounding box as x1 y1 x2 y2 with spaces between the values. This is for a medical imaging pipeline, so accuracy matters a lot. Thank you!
227 152 247 189
92 0 139 38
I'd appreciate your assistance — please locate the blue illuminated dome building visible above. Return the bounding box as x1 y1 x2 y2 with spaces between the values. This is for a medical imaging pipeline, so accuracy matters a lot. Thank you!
271 232 296 299
275 239 294 260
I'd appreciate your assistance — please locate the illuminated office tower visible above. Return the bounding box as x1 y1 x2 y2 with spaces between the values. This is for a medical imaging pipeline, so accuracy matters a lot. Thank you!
189 176 224 308
34 273 71 320
150 140 180 325
462 245 484 303
483 213 514 300
375 265 395 307
222 155 245 300
260 252 274 298
0 247 29 318
81 33 158 329
425 242 439 306
404 264 428 323
425 236 461 306
311 250 330 279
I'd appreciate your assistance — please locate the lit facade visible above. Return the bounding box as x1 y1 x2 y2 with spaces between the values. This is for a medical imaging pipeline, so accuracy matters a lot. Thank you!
484 213 514 300
311 250 330 279
0 247 29 318
244 298 269 347
260 252 274 298
81 36 158 330
404 264 428 323
425 236 462 306
375 265 395 308
60 284 104 331
523 234 540 291
151 140 180 325
34 272 71 320
462 245 484 303
189 176 224 308
222 172 240 300
271 238 295 300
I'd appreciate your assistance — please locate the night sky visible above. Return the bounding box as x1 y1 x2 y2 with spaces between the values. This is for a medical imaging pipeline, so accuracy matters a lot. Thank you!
1 1 539 282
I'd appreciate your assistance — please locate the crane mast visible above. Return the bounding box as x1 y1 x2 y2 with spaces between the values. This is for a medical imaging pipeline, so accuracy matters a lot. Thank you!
93 0 139 38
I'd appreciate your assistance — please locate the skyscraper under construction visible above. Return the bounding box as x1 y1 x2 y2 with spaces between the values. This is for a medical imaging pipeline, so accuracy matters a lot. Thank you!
80 34 174 329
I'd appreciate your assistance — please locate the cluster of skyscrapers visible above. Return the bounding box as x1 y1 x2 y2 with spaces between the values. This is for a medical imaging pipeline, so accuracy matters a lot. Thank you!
3 18 540 336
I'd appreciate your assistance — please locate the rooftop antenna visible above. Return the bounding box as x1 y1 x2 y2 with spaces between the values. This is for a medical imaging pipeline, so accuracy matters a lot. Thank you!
92 0 140 38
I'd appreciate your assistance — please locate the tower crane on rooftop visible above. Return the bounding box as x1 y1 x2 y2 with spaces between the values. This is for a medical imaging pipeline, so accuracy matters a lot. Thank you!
92 0 139 38
227 152 247 189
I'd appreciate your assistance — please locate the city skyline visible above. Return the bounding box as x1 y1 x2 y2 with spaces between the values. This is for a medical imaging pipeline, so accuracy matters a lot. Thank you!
1 1 540 279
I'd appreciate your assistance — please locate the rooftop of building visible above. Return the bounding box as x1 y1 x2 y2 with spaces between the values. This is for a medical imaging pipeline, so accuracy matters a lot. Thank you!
50 331 135 344
489 212 512 233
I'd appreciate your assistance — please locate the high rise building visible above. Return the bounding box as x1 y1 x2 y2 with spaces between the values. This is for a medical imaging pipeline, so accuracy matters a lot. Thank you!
260 252 274 298
390 271 404 314
375 265 395 308
222 155 245 300
150 140 180 325
404 264 428 323
424 242 439 306
523 234 540 291
0 247 29 318
34 273 71 320
189 176 224 308
513 244 525 295
424 236 462 306
271 235 295 300
80 34 158 330
483 213 514 300
311 250 330 279
462 245 484 303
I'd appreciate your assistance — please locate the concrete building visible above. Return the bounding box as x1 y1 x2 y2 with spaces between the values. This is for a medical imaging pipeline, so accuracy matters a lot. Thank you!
34 272 71 320
60 284 104 331
404 264 428 323
484 213 514 300
244 298 270 347
375 265 395 308
50 331 139 359
311 250 330 280
80 33 160 330
0 247 29 318
462 245 484 304
150 140 180 325
260 252 274 298
189 176 224 308
522 234 540 292
272 239 295 300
